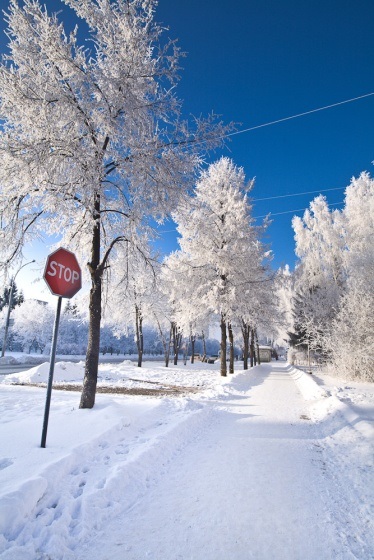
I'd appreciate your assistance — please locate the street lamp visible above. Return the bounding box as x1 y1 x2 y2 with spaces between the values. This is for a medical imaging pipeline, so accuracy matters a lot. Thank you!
1 260 35 358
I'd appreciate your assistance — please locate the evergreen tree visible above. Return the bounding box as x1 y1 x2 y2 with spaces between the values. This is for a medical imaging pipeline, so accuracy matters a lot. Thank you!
0 281 24 311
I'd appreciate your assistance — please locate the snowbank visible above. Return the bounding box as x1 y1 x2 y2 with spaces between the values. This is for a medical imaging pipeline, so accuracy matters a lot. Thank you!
289 365 328 400
3 361 85 384
0 356 18 365
2 359 224 393
289 366 373 439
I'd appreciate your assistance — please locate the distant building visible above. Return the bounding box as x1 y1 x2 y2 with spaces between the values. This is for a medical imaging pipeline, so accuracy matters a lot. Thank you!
258 346 272 362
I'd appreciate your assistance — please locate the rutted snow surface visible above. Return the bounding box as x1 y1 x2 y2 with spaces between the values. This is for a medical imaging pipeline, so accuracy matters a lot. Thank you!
0 361 373 559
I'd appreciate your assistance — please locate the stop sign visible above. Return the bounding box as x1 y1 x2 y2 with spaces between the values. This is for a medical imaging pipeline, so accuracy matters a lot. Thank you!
43 248 82 298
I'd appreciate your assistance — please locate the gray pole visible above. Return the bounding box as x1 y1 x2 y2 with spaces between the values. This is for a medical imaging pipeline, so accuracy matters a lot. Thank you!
308 342 312 374
1 279 14 358
1 259 35 358
41 296 62 448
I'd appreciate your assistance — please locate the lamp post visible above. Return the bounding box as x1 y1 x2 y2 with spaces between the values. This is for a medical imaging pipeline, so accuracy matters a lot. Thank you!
307 340 313 374
1 260 35 358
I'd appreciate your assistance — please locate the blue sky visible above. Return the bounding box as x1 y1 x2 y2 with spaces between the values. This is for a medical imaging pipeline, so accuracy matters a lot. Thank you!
1 0 373 300
154 0 374 268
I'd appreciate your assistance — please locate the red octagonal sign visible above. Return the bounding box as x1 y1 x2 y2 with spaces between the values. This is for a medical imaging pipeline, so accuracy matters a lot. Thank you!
43 248 82 299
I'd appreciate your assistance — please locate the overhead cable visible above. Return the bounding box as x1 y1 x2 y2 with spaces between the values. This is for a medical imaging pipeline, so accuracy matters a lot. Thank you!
228 92 374 137
253 186 345 202
254 201 345 219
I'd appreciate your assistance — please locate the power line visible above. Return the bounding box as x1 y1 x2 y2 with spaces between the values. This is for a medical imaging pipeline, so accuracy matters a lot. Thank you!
254 201 344 219
253 186 345 202
156 93 372 231
158 193 346 230
228 92 374 137
159 200 345 229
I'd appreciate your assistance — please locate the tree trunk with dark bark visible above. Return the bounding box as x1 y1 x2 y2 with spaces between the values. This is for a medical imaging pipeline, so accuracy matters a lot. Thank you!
172 322 182 365
165 324 172 367
155 318 172 367
201 330 207 362
250 328 255 367
135 304 143 367
228 322 234 374
256 330 261 365
220 315 227 376
80 199 102 409
183 340 189 365
190 334 196 363
242 321 250 370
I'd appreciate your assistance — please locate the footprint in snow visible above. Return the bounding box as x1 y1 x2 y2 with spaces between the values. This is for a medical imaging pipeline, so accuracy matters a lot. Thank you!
0 458 13 470
73 480 86 498
115 446 129 456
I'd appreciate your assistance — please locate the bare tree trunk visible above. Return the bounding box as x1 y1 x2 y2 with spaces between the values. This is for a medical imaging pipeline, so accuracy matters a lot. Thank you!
171 322 177 365
255 329 261 365
183 339 189 365
176 331 182 364
172 322 182 365
220 315 227 376
80 199 101 409
135 304 143 367
201 330 207 362
155 317 171 367
165 324 172 367
241 320 250 370
250 328 255 367
228 322 234 374
190 333 196 363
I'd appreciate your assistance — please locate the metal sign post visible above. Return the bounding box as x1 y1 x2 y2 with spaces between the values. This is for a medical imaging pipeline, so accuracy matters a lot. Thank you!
40 248 82 448
40 296 62 448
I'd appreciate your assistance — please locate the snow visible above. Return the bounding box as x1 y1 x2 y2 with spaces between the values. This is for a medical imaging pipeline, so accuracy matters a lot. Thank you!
1 359 219 392
0 360 373 559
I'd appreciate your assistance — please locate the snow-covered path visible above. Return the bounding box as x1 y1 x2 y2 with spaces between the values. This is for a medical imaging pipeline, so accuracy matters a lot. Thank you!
76 363 352 560
1 361 372 560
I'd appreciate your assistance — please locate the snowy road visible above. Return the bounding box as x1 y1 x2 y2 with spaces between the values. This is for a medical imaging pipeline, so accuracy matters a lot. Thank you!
75 363 369 560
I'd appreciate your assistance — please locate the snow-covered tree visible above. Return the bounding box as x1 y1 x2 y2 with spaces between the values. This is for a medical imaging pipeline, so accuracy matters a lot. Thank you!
162 250 212 364
342 172 374 290
275 265 294 346
292 196 345 289
328 172 374 380
0 0 233 407
171 157 268 376
105 240 160 367
57 302 88 355
12 300 54 353
290 171 374 380
329 279 374 381
291 195 345 354
148 284 174 367
231 260 278 370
